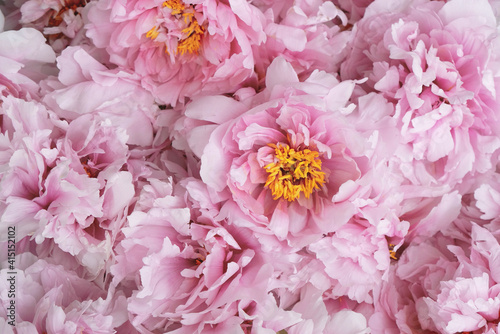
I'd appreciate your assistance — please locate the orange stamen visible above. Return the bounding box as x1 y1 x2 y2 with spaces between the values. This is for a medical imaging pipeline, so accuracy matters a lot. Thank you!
264 143 325 202
163 0 186 15
146 26 160 40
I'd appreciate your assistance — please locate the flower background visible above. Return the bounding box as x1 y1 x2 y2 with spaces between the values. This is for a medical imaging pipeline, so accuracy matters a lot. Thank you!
2 0 500 333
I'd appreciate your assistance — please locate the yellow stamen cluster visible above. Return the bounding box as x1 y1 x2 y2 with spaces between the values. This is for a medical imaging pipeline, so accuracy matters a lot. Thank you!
264 143 325 202
162 0 185 14
159 0 205 55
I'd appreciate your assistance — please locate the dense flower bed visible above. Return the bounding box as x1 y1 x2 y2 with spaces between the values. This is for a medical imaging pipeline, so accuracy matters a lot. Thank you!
2 0 500 333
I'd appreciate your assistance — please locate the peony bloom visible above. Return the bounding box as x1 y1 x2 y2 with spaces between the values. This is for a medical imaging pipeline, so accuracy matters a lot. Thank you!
0 96 60 243
308 220 392 304
422 224 500 333
35 113 135 277
342 0 500 187
111 176 297 333
186 57 391 246
85 0 266 106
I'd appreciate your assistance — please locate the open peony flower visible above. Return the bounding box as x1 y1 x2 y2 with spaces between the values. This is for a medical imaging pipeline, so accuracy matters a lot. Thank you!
342 0 500 187
111 176 298 333
333 0 374 23
181 57 392 246
0 96 136 277
0 96 60 243
85 0 266 106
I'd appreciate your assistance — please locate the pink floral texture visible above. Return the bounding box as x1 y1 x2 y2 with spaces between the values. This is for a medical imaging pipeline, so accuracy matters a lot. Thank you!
0 254 127 333
309 219 392 304
18 0 90 52
474 172 500 222
0 96 59 242
342 0 500 187
37 114 135 277
370 223 500 333
0 95 136 277
3 0 500 332
182 57 382 246
333 0 374 23
111 176 298 333
251 0 351 80
42 46 157 147
85 0 266 106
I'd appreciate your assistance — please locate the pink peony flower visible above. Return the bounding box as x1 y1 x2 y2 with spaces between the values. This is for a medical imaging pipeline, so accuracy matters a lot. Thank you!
0 96 59 243
85 0 266 106
371 223 500 333
188 57 394 246
112 176 297 333
0 26 56 100
309 220 392 304
342 0 500 187
35 113 135 277
0 96 136 276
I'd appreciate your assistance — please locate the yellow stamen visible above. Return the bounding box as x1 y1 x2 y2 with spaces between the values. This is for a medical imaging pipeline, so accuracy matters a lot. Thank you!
264 143 326 202
146 26 160 40
178 20 204 55
156 0 204 55
182 11 195 24
163 0 185 15
181 16 203 35
389 244 398 260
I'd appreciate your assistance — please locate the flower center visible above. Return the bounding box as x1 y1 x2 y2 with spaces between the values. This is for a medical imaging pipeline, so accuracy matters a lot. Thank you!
264 143 325 202
146 0 205 55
